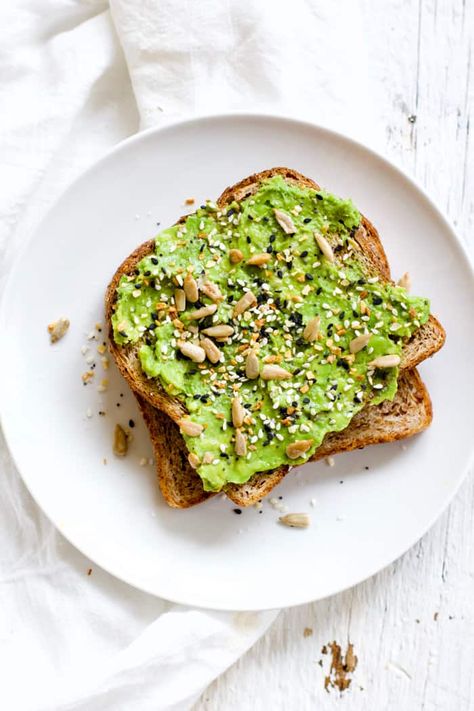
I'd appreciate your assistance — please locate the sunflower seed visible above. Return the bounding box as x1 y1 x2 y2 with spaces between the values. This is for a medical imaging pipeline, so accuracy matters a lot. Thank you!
201 337 223 364
303 316 321 342
314 233 335 262
235 430 247 456
397 272 411 291
178 419 204 436
201 324 234 339
234 290 257 316
177 340 206 362
261 364 292 380
231 396 245 428
245 350 260 379
188 303 218 320
279 513 310 528
174 288 186 312
349 333 371 353
274 208 296 234
247 253 272 266
113 424 128 457
368 354 401 368
188 452 200 468
200 280 223 302
183 273 199 302
229 249 244 264
285 439 314 459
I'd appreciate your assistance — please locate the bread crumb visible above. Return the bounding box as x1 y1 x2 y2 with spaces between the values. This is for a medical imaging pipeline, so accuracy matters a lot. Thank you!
185 197 195 205
81 345 89 355
303 627 313 637
323 641 358 693
86 408 93 418
48 317 70 343
325 456 335 467
139 457 148 466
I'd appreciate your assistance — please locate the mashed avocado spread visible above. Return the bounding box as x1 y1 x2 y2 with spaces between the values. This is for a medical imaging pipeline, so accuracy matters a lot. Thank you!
112 176 430 491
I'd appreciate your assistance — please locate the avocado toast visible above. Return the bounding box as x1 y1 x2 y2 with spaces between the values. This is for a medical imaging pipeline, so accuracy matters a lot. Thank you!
106 168 445 507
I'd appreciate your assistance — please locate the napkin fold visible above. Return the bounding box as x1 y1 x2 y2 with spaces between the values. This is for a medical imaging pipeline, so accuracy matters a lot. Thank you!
0 1 372 709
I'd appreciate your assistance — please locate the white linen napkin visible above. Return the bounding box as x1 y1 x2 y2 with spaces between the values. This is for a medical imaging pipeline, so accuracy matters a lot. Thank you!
0 1 373 709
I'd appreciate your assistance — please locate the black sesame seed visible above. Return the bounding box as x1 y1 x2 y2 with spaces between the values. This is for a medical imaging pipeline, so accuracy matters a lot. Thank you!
148 323 157 330
372 295 383 305
269 234 276 243
300 250 308 258
316 194 323 201
129 419 135 428
233 508 242 515
266 245 273 254
305 273 314 281
134 283 141 289
144 270 151 277
303 217 311 224
151 257 158 265
337 358 350 371
338 311 345 320
227 295 233 304
246 236 251 244
193 394 200 400
303 397 310 404
277 270 283 278
248 214 254 221
227 208 235 217
316 287 323 295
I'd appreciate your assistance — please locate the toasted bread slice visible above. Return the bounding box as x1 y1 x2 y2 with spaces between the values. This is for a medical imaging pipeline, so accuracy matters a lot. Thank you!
106 167 445 507
136 368 432 508
105 168 445 424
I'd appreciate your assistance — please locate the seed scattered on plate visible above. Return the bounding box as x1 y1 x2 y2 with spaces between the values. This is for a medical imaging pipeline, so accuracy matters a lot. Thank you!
113 424 128 457
279 513 310 528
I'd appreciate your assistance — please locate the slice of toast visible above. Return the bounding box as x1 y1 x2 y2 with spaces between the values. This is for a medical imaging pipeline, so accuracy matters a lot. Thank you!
105 168 445 424
106 168 445 507
136 368 432 508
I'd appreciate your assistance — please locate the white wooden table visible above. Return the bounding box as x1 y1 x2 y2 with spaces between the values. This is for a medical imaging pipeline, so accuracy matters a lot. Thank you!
196 1 474 708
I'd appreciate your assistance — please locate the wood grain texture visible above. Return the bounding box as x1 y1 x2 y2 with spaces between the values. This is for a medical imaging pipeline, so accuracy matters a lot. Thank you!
195 0 473 709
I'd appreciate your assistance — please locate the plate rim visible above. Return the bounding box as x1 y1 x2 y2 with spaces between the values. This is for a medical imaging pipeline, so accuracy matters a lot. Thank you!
1 111 473 610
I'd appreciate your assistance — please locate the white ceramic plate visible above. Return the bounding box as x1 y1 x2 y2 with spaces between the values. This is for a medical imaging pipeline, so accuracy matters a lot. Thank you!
1 114 473 611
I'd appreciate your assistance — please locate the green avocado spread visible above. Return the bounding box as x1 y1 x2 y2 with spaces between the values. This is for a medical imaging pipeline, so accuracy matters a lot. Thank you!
112 175 430 491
